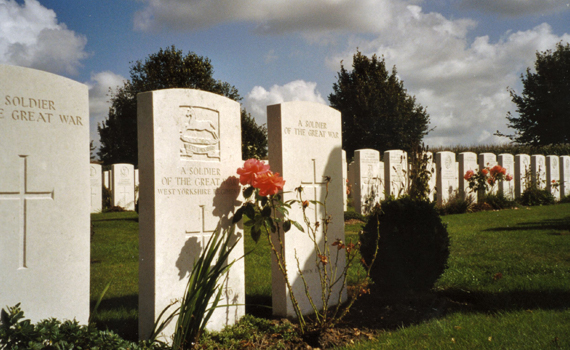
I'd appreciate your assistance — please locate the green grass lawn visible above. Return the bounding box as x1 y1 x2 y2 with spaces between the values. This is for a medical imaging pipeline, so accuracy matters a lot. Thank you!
91 203 570 348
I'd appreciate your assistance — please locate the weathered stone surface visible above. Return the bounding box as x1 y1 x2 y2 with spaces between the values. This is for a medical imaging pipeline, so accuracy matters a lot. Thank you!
137 89 245 341
0 64 90 323
267 101 346 317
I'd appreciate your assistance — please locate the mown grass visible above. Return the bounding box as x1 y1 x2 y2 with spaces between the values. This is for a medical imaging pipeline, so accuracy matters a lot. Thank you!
91 203 570 348
342 203 570 349
90 211 139 340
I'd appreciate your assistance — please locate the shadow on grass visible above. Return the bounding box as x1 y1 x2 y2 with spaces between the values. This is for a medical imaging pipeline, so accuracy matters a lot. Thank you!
246 294 273 319
90 294 138 341
341 287 570 332
92 217 139 223
483 216 570 233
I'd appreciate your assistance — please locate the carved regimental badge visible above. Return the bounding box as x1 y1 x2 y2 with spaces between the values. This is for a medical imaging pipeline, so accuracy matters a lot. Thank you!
179 105 220 160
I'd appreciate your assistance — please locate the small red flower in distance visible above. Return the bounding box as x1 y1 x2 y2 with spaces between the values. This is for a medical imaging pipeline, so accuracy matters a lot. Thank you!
506 174 513 181
490 165 502 177
464 170 474 180
237 159 270 186
254 171 285 196
481 168 489 175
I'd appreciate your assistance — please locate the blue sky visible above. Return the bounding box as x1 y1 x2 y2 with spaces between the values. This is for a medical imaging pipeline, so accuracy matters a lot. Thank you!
1 0 569 150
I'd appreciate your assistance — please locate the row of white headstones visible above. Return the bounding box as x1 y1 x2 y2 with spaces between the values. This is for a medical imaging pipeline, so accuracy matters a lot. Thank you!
89 164 139 213
347 149 570 215
0 65 346 343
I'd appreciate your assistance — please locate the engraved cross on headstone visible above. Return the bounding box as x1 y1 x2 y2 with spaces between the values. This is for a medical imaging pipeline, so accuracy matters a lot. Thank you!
301 159 327 224
0 155 54 269
119 187 130 207
91 186 98 207
185 204 215 246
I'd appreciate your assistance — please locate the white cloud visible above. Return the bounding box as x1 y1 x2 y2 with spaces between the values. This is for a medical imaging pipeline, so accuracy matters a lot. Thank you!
86 71 126 149
460 0 570 17
134 0 401 33
0 0 88 75
327 5 570 146
244 80 326 125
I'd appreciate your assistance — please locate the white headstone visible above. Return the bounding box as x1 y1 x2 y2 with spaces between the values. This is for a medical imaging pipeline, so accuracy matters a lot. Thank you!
436 152 457 206
546 155 560 200
560 155 570 198
112 163 135 210
458 152 478 200
267 101 347 317
531 155 546 190
498 154 515 200
478 153 498 195
0 64 90 323
137 89 245 340
342 150 348 211
353 149 383 215
514 154 531 198
90 164 102 213
384 150 408 198
134 168 140 204
454 161 459 192
103 170 110 189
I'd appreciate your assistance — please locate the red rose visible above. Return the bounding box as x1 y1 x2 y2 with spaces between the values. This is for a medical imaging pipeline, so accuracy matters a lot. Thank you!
237 159 270 186
464 170 475 180
254 171 285 196
481 168 489 175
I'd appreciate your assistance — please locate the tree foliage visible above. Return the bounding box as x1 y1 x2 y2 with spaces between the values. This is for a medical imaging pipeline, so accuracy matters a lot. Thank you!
328 50 431 159
98 46 266 165
499 42 570 145
241 109 268 160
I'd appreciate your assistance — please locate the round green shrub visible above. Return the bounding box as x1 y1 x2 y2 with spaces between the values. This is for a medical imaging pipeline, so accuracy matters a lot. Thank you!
360 196 450 293
519 188 555 206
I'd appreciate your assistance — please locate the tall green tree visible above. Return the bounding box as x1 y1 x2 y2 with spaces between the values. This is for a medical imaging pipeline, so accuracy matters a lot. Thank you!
498 42 570 145
241 109 268 160
98 46 266 165
328 51 431 159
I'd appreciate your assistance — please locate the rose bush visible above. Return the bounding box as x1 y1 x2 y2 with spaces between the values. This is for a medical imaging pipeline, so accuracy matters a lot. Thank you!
233 159 377 333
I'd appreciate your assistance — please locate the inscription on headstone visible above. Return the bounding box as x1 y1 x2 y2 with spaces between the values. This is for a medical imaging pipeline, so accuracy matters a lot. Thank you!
90 164 102 213
0 64 90 323
353 149 382 215
436 152 456 205
498 154 515 200
112 163 135 210
138 89 245 340
384 150 407 198
546 155 560 200
267 101 346 317
531 155 546 190
514 154 531 198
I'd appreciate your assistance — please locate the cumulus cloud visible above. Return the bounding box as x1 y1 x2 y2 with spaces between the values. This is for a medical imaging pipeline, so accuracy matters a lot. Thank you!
244 80 326 125
86 71 126 149
134 0 400 33
327 5 570 146
0 0 88 75
460 0 570 17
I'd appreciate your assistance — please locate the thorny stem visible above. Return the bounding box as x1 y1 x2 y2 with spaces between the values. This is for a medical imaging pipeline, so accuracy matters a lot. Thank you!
262 197 306 332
